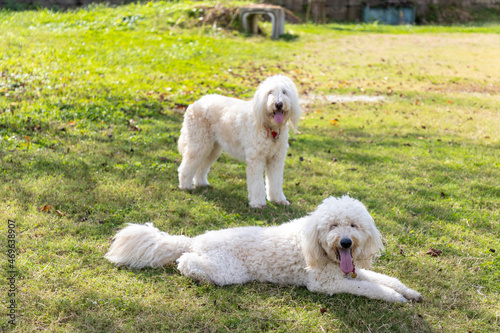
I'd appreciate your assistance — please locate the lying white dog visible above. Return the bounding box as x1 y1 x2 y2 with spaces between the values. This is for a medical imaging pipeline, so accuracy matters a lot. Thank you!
177 75 301 208
105 196 422 303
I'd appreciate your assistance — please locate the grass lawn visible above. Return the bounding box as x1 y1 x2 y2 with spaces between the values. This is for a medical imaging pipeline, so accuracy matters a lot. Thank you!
1 1 499 332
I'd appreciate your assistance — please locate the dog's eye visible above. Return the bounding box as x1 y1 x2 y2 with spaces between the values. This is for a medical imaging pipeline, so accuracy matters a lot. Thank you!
351 224 356 228
330 224 338 230
268 91 273 95
282 90 287 95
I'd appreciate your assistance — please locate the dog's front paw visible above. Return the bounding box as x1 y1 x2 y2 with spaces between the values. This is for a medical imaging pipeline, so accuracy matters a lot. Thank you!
397 295 408 303
249 202 266 209
382 289 408 303
193 181 210 187
274 200 290 206
179 184 194 191
404 289 423 302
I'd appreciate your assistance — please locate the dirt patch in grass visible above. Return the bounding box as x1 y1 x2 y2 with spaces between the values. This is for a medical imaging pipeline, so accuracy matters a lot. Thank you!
440 83 500 95
300 94 385 105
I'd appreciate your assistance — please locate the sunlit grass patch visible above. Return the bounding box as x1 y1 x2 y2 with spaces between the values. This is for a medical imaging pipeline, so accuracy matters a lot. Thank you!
0 1 499 332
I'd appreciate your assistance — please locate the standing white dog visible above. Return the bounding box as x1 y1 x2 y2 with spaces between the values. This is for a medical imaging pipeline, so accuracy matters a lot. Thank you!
177 75 301 208
105 196 422 303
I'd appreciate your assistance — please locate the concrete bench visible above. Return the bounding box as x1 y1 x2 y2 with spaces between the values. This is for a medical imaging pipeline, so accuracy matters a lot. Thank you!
239 4 285 39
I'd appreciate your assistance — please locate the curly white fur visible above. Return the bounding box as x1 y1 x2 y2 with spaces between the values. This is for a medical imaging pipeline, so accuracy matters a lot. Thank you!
105 196 422 303
177 75 301 208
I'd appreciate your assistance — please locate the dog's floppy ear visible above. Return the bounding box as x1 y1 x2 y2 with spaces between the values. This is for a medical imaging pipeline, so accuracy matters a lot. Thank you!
302 216 327 270
282 77 301 131
252 79 268 126
357 217 384 269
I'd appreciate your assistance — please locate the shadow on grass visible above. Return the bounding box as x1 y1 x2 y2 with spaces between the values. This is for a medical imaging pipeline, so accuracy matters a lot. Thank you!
188 182 310 224
106 267 433 331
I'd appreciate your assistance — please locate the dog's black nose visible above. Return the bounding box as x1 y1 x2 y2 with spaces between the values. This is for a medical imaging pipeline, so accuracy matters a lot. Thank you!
275 101 283 110
340 238 352 249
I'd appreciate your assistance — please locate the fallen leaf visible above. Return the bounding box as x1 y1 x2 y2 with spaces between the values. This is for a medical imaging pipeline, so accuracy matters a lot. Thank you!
41 205 52 212
440 192 446 198
426 248 443 257
56 210 66 216
489 249 496 253
320 307 328 314
446 100 453 104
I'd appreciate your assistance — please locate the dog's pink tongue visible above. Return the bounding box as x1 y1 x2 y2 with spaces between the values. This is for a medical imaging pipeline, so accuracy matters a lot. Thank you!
274 111 284 123
339 249 354 274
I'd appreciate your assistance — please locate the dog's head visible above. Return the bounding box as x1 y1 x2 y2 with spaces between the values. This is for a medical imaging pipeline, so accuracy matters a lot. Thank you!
302 196 384 272
252 75 301 131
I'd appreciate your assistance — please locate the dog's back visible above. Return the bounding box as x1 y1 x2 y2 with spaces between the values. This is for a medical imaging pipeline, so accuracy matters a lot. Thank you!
178 95 250 155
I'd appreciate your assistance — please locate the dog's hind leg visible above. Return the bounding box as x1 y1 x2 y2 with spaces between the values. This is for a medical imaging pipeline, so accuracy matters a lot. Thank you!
265 153 289 205
176 253 215 284
193 143 222 187
178 150 204 190
178 125 215 190
177 252 250 286
246 158 267 208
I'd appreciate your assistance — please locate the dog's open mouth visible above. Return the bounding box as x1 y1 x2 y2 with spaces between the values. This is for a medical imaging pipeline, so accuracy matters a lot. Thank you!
273 110 284 123
336 248 354 275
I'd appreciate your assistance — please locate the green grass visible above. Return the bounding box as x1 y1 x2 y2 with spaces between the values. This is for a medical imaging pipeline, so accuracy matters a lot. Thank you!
1 1 499 332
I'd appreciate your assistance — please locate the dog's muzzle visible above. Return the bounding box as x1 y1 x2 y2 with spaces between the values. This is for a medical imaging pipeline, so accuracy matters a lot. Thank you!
273 107 284 124
336 238 355 276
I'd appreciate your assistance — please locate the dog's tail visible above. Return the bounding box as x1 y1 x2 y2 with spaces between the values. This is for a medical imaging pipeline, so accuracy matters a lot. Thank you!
105 223 191 268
